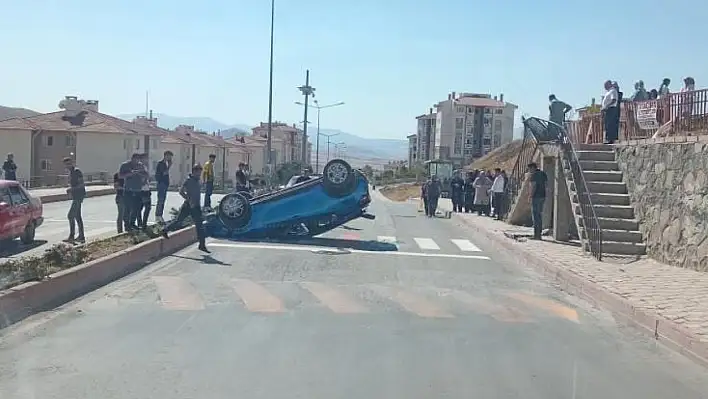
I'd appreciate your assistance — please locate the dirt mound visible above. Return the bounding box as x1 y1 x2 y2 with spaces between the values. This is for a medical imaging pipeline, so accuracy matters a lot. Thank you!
379 183 421 201
469 139 525 173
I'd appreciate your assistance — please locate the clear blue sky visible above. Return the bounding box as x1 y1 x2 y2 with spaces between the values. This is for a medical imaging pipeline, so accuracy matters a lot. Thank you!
1 0 705 139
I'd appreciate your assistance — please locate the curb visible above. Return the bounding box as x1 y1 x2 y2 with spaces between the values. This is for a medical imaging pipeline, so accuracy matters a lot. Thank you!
0 226 197 328
453 213 708 367
38 188 115 204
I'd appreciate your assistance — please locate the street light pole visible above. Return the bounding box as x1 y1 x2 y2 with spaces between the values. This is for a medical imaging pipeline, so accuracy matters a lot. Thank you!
294 100 344 173
266 0 275 177
297 70 315 166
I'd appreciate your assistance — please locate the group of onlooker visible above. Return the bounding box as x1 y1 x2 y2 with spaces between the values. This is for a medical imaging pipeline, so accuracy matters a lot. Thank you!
420 169 508 220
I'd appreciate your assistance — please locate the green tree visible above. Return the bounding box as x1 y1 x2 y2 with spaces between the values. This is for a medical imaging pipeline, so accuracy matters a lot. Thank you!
361 164 374 179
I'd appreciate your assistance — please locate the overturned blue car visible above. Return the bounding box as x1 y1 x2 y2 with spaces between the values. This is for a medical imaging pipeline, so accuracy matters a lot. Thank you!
204 159 374 239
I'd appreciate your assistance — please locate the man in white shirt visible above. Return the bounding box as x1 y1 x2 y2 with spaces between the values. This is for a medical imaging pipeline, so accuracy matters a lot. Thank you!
490 168 506 220
601 80 620 144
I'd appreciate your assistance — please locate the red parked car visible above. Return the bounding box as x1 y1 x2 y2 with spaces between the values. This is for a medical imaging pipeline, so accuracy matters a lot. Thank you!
0 180 43 245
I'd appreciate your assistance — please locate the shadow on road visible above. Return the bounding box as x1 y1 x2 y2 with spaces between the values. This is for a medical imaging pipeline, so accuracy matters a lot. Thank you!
238 237 398 252
0 240 49 258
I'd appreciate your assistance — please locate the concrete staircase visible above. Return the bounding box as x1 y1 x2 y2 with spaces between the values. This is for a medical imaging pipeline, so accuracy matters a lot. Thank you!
567 144 646 256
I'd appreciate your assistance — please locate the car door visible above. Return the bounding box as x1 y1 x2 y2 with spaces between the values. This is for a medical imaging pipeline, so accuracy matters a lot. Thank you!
8 185 30 237
0 187 16 239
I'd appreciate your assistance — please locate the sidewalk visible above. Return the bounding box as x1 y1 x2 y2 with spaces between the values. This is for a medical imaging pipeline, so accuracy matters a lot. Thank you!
29 185 115 204
438 198 708 365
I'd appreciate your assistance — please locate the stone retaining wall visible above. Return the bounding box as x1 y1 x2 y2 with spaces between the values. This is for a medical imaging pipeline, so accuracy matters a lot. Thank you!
615 143 708 271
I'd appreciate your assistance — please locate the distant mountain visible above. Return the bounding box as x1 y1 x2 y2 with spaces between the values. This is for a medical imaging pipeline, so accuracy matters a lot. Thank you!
116 113 408 162
0 105 40 121
116 113 250 136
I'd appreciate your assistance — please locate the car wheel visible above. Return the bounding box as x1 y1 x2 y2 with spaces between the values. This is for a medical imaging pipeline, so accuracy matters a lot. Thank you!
20 222 36 244
322 159 356 197
218 193 252 229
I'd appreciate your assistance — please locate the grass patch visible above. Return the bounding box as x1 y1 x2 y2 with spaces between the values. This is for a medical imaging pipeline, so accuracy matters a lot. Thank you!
0 227 162 291
379 183 422 202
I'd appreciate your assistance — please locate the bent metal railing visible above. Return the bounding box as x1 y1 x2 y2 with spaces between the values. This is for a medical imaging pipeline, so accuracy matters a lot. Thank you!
523 116 603 260
503 126 539 220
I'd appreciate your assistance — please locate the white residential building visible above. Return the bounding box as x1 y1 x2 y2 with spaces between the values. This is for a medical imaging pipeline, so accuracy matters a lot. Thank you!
413 92 516 168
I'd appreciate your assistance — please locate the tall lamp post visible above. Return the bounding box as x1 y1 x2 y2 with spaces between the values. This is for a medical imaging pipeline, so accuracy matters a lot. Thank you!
297 70 315 165
295 100 345 173
320 132 340 166
265 0 276 179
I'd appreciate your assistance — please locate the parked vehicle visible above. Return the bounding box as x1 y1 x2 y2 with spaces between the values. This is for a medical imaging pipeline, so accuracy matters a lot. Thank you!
0 180 44 245
205 159 374 239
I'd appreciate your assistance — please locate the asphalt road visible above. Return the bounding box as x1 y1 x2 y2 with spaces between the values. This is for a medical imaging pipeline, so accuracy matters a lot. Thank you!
2 190 708 398
0 192 225 262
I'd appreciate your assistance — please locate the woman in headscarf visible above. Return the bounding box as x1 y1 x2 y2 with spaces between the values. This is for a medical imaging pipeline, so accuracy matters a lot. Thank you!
472 172 493 216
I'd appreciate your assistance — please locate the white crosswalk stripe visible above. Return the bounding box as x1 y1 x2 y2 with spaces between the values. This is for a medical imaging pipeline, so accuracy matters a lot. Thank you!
450 239 482 252
413 237 440 250
376 236 398 248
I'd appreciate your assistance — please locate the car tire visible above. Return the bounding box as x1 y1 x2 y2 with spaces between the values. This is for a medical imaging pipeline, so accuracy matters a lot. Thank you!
218 193 252 230
20 222 36 244
322 159 356 197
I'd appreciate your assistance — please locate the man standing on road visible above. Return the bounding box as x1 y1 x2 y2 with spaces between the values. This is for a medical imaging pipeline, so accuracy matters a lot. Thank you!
119 153 148 232
491 168 506 220
138 153 152 230
450 171 465 213
113 171 125 233
2 153 17 181
202 154 216 211
154 150 173 224
162 164 208 253
425 175 442 218
63 156 86 243
527 162 548 240
234 162 248 193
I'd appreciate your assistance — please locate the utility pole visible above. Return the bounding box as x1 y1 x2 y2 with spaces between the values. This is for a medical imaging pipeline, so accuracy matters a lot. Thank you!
266 0 275 178
297 70 315 166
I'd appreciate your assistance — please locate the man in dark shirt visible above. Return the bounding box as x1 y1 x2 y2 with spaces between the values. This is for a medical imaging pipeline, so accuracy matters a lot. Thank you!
63 156 86 243
162 164 208 253
114 172 125 233
136 153 152 229
154 150 173 223
527 162 548 240
119 153 148 231
234 162 248 193
450 171 464 213
3 153 17 181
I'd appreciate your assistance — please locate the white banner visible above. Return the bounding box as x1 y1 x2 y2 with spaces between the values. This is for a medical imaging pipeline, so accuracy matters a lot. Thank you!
635 101 659 130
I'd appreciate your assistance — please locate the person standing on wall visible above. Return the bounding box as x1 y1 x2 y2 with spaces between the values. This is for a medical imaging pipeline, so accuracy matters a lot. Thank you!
601 80 620 144
526 162 548 240
202 154 216 212
154 150 173 224
2 153 17 181
162 163 209 253
63 156 86 243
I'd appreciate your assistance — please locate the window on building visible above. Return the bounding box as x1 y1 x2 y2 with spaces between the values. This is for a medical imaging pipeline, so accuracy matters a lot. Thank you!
45 135 53 147
483 137 491 146
453 134 463 155
483 117 491 126
455 118 464 129
135 139 140 150
152 139 158 149
123 139 128 150
495 108 503 114
494 120 502 132
40 159 52 171
456 106 465 113
65 135 75 147
467 107 473 113
484 108 491 114
493 134 502 147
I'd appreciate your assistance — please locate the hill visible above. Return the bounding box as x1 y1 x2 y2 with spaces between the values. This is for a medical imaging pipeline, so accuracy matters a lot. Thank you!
0 106 40 121
116 113 250 136
470 139 524 172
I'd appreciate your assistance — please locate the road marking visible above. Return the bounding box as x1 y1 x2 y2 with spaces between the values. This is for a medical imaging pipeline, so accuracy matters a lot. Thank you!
447 290 532 323
413 237 440 250
451 239 482 252
372 286 453 318
506 292 579 323
232 279 284 313
340 232 360 240
208 242 491 260
152 276 205 311
377 236 398 247
300 282 368 314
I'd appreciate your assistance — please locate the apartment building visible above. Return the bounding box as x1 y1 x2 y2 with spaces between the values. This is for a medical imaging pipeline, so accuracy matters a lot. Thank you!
412 92 517 168
407 134 418 167
252 122 308 166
